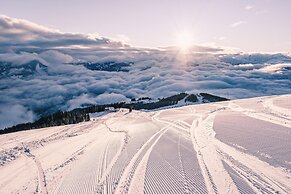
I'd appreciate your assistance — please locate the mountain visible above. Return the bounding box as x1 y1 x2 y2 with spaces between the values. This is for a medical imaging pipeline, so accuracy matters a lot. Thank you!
0 94 290 193
72 61 133 72
0 92 228 134
0 60 48 78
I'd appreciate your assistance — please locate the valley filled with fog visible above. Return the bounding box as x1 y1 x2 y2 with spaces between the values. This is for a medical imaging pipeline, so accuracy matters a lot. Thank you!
1 15 291 129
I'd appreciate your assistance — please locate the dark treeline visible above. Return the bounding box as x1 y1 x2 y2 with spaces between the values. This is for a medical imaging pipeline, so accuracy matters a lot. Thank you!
0 111 90 135
125 93 188 110
185 94 198 102
200 93 229 102
0 102 125 135
1 93 228 135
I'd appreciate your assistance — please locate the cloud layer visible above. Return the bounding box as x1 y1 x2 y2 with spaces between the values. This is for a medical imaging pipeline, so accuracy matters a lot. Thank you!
0 15 127 52
1 15 291 129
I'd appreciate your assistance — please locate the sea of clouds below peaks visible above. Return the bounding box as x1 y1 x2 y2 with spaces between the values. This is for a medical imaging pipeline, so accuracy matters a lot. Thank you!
0 15 291 129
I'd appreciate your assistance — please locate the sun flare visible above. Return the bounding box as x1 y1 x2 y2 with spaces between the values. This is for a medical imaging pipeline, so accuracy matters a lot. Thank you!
175 30 194 52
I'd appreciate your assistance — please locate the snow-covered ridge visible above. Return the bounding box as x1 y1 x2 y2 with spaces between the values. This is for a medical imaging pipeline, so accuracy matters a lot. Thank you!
1 92 227 133
0 94 290 193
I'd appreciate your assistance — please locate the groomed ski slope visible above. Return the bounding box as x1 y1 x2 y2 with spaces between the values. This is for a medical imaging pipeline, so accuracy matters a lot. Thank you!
0 94 290 194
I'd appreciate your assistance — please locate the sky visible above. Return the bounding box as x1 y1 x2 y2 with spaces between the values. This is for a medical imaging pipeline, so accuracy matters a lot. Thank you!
0 0 290 53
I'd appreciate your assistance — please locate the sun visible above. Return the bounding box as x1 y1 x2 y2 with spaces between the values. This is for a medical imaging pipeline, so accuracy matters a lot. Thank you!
175 30 194 52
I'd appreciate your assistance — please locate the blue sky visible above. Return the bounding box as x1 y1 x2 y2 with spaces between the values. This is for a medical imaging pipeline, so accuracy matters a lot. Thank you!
0 0 290 52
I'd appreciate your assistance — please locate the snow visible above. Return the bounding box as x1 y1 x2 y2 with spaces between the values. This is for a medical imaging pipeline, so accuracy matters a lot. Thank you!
214 111 291 170
0 95 290 193
273 95 291 109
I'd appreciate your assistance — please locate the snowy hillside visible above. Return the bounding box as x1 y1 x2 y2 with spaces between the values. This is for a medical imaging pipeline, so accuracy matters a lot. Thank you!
0 94 290 194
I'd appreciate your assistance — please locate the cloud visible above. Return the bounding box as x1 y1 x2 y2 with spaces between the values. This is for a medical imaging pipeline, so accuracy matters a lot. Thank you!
95 93 129 104
0 15 127 52
39 50 73 64
230 21 247 28
220 53 291 65
245 5 254 10
257 63 291 74
1 50 291 129
0 104 34 129
162 45 223 53
1 15 291 129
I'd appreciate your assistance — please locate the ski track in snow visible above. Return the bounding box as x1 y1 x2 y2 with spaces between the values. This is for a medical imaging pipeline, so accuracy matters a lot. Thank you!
25 151 48 194
0 95 291 193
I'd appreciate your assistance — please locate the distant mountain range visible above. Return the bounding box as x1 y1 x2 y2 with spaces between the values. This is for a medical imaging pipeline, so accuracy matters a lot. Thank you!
0 60 133 78
0 60 48 78
71 61 133 72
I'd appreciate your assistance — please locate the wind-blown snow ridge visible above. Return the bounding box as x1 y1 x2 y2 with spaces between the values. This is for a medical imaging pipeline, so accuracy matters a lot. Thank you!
0 94 290 193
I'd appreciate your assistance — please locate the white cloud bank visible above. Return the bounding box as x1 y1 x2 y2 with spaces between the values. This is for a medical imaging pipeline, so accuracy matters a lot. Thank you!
245 5 254 10
230 21 247 28
257 63 291 73
0 15 291 129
